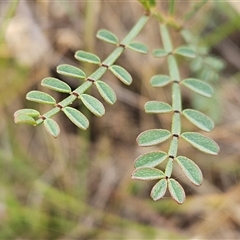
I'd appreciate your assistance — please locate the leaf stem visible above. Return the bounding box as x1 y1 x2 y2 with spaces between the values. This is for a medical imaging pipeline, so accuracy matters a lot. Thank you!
34 15 150 126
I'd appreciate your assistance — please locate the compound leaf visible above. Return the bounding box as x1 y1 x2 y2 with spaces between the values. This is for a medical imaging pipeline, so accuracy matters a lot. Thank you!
151 179 167 201
181 132 220 155
95 81 116 105
145 101 173 113
176 156 203 186
150 75 171 87
75 50 101 64
14 114 36 125
14 109 40 118
182 109 214 132
57 64 86 79
152 48 168 57
44 118 60 138
168 178 185 204
26 91 56 105
174 46 195 58
137 129 171 147
80 94 105 117
135 151 168 168
62 107 89 130
41 77 71 93
181 78 213 97
128 42 148 54
96 29 118 44
109 65 132 85
132 168 165 180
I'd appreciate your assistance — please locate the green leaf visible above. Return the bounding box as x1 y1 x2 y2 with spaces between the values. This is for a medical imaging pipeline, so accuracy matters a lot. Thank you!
174 46 195 58
75 50 101 64
176 156 203 186
145 101 173 114
109 65 132 85
14 109 40 118
137 129 171 147
181 78 214 97
95 81 116 105
134 151 168 168
181 132 220 155
44 118 60 138
80 94 105 117
182 109 214 132
132 168 165 180
152 48 168 57
57 64 86 79
128 42 148 54
151 179 167 201
62 107 89 130
168 178 186 204
96 29 118 44
41 77 71 93
26 91 56 105
14 114 36 125
150 75 171 87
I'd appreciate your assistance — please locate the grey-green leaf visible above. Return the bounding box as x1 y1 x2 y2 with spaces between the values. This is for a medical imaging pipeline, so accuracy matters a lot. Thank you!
62 107 89 130
14 109 40 118
176 156 203 186
44 118 60 138
26 91 56 105
95 81 116 105
132 168 165 180
14 114 36 125
145 101 173 114
137 129 171 147
57 64 86 79
134 151 168 168
75 50 101 64
96 29 118 44
80 94 105 117
182 109 214 132
174 46 195 58
181 132 220 155
41 77 71 93
181 78 214 97
151 179 167 201
152 48 168 57
168 178 185 204
150 75 171 87
128 42 148 54
109 65 132 85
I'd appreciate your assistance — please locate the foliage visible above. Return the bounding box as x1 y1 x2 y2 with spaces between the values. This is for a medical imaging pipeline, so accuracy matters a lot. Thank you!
13 0 219 204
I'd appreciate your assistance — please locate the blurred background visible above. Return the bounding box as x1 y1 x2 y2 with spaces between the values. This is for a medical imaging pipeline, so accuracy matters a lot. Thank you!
1 0 240 239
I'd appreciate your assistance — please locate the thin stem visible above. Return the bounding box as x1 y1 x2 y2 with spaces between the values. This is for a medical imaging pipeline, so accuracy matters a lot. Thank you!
184 0 208 22
169 0 175 16
160 24 182 177
35 15 150 126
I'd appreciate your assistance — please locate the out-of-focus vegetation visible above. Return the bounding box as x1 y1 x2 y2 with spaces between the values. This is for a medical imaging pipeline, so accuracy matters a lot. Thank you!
1 1 240 239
